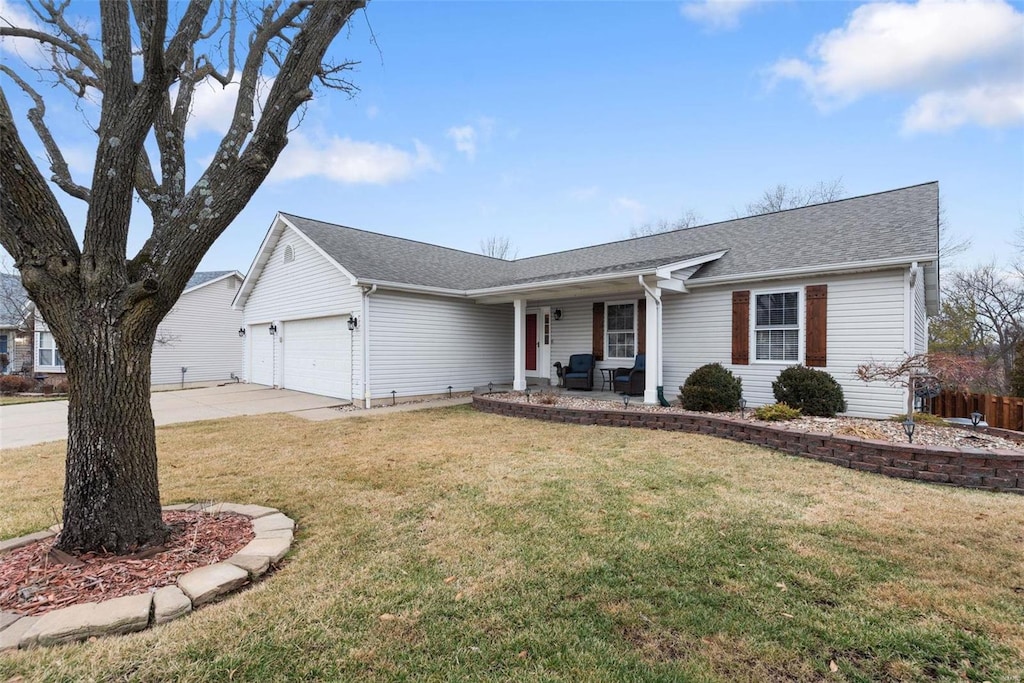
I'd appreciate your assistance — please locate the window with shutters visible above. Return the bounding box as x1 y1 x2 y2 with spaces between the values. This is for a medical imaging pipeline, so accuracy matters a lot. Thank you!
754 291 799 361
605 302 635 360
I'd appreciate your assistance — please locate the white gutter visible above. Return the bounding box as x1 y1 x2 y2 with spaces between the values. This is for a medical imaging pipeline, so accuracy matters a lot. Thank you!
685 254 939 288
361 284 377 408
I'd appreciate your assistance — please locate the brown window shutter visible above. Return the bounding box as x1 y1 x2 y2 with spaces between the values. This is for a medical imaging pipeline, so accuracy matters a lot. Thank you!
592 302 604 361
732 290 749 365
805 285 827 367
636 299 646 355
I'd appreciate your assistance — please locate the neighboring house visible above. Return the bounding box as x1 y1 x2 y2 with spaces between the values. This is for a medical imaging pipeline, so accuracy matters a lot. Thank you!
33 271 245 387
0 273 32 374
234 182 939 419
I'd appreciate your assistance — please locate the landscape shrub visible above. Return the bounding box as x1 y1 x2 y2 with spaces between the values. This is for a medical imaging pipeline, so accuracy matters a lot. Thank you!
679 363 743 412
753 403 802 421
772 365 846 417
534 390 559 405
0 375 35 395
53 380 70 394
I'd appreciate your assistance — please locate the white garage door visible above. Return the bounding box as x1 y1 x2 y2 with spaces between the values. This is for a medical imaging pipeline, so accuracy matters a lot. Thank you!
282 316 351 399
249 324 276 387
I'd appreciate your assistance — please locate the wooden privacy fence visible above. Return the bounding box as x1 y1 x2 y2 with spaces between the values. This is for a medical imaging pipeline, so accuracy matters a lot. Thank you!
933 391 1024 432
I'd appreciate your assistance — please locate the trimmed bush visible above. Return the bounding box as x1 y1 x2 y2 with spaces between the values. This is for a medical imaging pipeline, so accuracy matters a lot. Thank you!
889 411 946 426
679 363 743 412
753 403 802 421
0 375 35 395
53 380 70 394
772 365 846 417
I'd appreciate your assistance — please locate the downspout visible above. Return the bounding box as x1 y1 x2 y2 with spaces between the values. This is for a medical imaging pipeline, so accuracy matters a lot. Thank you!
639 276 670 406
361 284 377 409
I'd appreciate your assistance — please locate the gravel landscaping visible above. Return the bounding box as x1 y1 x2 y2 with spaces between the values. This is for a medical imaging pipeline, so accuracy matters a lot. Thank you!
493 392 1024 452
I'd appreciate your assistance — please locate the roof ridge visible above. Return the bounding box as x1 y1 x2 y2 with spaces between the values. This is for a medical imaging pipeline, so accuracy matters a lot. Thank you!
512 181 939 264
280 212 513 264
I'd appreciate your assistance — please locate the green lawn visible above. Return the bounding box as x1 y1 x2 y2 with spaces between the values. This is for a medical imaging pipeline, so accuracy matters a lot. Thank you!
2 405 1022 682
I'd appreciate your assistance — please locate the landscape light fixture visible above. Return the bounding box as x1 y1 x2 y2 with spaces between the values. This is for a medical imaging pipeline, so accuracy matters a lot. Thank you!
237 327 246 338
347 317 358 331
391 390 397 405
553 309 562 321
268 323 277 336
623 395 630 409
488 382 493 395
902 418 915 444
971 412 983 430
525 385 531 402
447 385 453 399
739 397 747 419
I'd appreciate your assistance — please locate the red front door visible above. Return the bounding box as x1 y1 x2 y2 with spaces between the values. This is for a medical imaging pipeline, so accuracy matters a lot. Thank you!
525 314 537 371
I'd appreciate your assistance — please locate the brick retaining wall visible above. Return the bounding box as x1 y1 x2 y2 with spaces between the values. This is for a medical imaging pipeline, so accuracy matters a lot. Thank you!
472 396 1024 495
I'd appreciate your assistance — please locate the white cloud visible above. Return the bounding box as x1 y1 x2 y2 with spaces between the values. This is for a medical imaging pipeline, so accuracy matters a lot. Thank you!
447 125 478 160
271 134 439 185
903 83 1024 133
612 197 648 222
769 0 1024 132
680 0 760 30
446 116 497 160
177 76 275 140
0 0 48 64
366 104 379 120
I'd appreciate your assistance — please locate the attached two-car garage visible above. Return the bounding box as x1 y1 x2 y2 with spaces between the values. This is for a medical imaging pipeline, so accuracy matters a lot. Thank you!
247 315 352 400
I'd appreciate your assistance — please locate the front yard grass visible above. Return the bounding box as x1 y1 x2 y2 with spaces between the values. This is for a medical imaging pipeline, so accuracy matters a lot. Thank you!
2 405 1022 682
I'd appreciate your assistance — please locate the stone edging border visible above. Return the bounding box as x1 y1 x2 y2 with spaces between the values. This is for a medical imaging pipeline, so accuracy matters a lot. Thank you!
0 502 294 651
473 396 1024 495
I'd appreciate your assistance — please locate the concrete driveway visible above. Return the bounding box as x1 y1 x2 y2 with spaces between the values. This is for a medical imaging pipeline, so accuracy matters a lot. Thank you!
0 384 345 450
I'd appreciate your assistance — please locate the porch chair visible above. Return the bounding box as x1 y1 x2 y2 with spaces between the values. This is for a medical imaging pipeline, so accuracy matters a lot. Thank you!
563 354 595 391
613 354 645 396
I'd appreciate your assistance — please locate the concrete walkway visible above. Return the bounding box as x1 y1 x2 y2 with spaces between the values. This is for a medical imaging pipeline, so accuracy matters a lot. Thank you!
0 384 471 449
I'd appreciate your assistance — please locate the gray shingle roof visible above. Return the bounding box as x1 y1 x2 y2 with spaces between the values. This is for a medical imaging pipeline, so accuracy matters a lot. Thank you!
186 271 235 290
283 182 939 291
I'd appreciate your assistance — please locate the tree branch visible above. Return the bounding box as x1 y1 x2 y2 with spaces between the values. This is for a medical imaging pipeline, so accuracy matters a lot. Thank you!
0 65 91 201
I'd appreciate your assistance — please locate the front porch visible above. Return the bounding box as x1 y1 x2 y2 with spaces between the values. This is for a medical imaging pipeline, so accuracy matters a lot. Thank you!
467 251 725 406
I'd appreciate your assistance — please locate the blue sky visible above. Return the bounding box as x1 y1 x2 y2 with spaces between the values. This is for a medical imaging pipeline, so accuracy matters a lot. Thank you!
1 0 1022 272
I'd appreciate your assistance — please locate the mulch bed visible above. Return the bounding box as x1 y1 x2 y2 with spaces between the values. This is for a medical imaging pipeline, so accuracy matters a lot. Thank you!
0 511 254 617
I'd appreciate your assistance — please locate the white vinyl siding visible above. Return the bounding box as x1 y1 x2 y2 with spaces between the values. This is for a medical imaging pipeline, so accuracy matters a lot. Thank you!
368 291 513 399
243 228 363 393
151 275 244 386
662 269 909 419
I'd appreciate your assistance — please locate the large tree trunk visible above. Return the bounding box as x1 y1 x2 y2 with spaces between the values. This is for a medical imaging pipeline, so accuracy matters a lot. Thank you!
56 313 167 553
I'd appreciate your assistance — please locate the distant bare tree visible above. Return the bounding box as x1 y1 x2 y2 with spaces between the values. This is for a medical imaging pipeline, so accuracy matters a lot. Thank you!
743 178 845 216
628 209 703 238
480 235 517 260
937 202 972 262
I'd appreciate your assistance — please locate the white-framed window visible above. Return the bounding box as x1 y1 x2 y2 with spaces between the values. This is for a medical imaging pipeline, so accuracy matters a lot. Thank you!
605 301 635 359
0 333 7 355
754 291 799 362
37 331 64 368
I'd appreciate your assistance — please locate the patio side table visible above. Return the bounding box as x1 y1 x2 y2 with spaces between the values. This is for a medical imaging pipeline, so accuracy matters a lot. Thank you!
599 368 615 391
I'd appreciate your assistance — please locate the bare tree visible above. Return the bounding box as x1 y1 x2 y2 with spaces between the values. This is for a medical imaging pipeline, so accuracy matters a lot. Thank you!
0 0 365 554
743 178 845 216
628 209 703 238
480 235 517 260
940 264 1024 393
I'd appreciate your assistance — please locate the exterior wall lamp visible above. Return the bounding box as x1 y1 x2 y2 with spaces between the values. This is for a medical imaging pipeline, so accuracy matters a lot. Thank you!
238 327 246 338
553 309 562 321
347 317 359 331
268 323 277 336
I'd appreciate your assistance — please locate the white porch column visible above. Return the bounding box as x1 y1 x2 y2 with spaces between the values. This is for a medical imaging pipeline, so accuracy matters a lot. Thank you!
642 283 662 405
513 298 527 391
